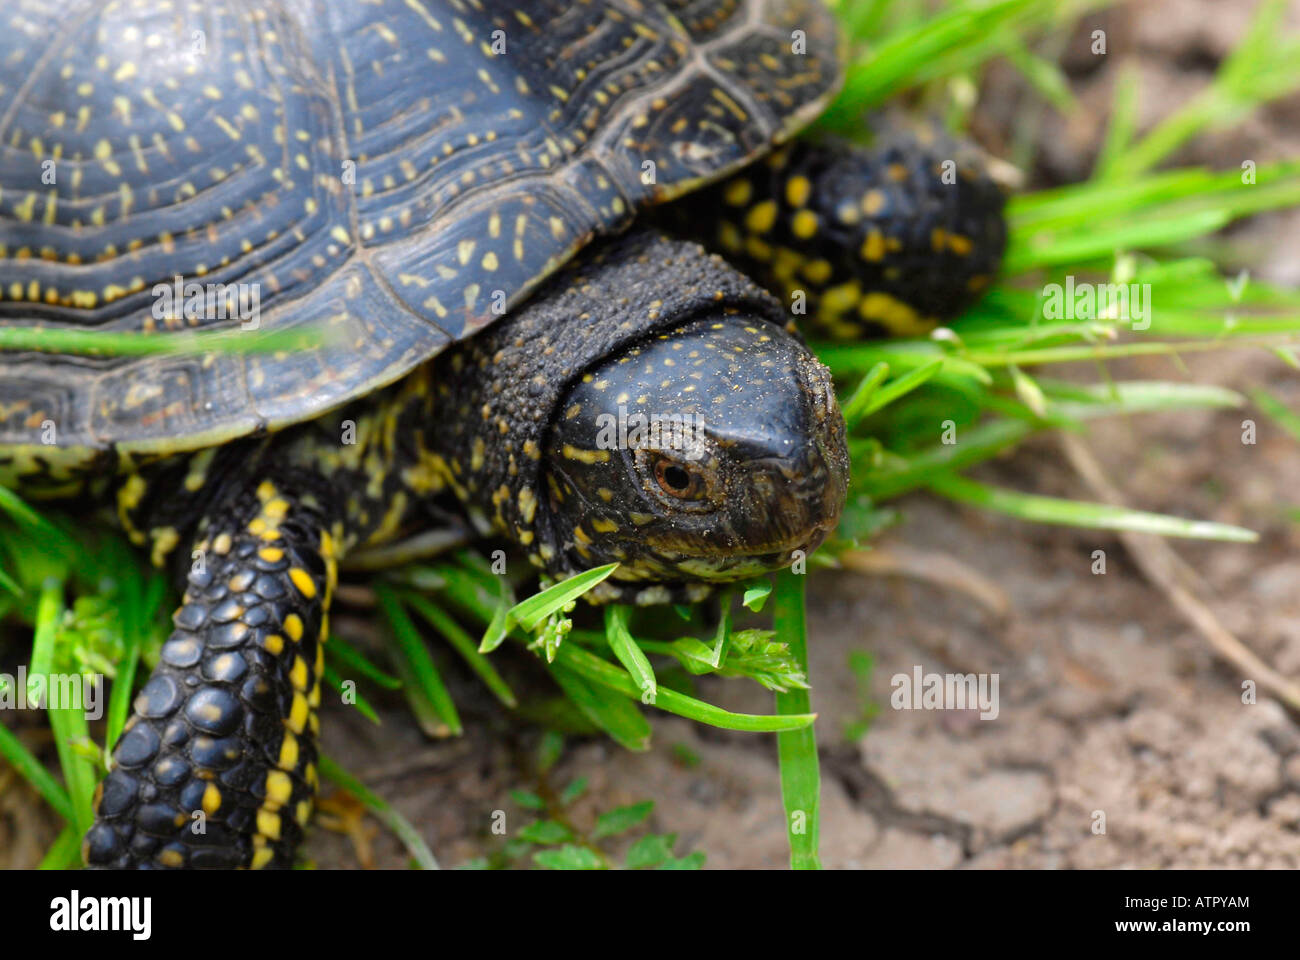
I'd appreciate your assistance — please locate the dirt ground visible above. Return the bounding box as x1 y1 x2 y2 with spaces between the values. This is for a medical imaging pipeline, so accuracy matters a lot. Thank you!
3 0 1300 870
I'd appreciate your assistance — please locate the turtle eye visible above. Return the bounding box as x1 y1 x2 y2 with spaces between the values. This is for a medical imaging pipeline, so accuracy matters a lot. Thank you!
653 457 705 500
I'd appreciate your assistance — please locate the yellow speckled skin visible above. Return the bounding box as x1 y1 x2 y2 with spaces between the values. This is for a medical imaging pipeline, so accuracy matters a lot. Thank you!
658 134 1009 337
84 477 336 868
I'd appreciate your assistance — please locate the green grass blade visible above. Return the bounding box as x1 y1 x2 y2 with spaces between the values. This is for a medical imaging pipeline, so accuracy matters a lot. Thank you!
324 636 403 690
508 563 619 632
552 642 815 733
322 666 382 725
0 325 329 358
821 0 1050 125
1093 61 1141 179
0 717 75 823
1005 209 1231 273
928 472 1259 541
1250 388 1300 442
604 605 657 704
48 696 97 838
548 662 652 751
1000 31 1078 114
742 579 773 613
772 570 821 870
376 584 462 737
858 359 946 418
404 593 517 708
1104 0 1300 175
478 591 512 653
29 580 96 834
857 419 1034 501
104 621 143 753
38 826 84 870
318 753 439 869
840 362 891 431
0 487 71 544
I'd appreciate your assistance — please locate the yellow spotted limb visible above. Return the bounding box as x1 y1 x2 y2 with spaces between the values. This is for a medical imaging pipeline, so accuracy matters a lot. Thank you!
659 135 1009 339
83 474 340 869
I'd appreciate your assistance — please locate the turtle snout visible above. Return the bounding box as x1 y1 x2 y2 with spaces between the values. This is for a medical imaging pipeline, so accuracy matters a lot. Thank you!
730 355 848 560
789 354 850 554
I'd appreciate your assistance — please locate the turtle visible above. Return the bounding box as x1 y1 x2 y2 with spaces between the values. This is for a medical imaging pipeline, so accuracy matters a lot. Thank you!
0 0 1007 869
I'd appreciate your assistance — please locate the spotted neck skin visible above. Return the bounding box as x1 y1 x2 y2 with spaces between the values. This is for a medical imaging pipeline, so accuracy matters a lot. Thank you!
416 230 849 604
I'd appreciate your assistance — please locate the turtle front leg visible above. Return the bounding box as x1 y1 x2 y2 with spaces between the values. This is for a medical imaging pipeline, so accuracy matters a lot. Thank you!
672 135 1009 339
84 473 339 869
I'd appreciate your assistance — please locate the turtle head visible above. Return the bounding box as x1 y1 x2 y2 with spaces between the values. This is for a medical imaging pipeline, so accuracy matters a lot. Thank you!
542 315 849 602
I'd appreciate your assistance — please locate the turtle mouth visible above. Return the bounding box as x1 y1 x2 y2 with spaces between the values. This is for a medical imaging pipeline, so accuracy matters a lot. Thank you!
663 511 838 562
653 524 834 580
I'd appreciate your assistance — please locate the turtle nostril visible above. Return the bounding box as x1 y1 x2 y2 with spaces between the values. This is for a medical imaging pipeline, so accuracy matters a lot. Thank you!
801 356 837 419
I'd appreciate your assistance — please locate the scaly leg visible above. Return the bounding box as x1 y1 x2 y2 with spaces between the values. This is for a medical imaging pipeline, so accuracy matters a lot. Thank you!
666 133 1009 338
84 472 340 869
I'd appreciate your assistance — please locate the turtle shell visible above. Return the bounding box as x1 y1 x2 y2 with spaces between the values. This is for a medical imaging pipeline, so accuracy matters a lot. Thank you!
0 0 839 484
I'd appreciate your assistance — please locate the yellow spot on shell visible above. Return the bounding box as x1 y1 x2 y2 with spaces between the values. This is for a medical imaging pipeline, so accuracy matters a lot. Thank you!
744 200 777 234
723 179 752 207
791 209 819 239
284 614 304 642
785 175 812 207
